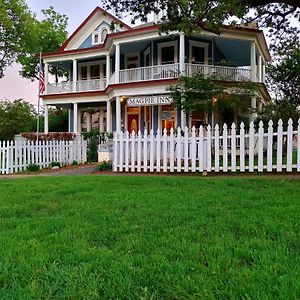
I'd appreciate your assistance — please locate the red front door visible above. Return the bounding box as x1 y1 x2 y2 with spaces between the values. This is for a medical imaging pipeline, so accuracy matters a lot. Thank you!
128 114 139 133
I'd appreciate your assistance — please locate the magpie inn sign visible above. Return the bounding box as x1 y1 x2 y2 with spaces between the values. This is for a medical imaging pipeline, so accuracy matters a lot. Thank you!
127 95 172 107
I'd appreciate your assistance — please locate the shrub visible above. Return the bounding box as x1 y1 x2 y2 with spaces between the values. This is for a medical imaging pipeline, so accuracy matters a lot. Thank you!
72 160 78 165
96 161 112 171
49 162 61 168
26 164 40 172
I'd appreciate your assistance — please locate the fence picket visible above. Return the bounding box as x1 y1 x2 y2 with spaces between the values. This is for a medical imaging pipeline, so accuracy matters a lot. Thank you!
206 125 212 172
249 122 255 172
258 121 264 172
143 129 148 172
163 128 168 172
298 119 300 172
223 124 228 172
176 127 182 172
156 129 161 172
267 120 273 172
240 123 245 172
198 126 204 172
131 131 136 172
231 123 236 172
150 130 154 172
277 119 283 172
184 127 189 172
191 127 196 172
137 131 142 172
286 118 293 172
119 131 124 172
169 128 175 172
214 124 220 172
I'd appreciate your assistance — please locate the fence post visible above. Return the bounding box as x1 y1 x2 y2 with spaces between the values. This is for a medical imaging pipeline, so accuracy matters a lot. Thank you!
163 128 168 172
199 126 204 172
169 128 175 172
119 131 124 172
176 127 182 172
286 118 293 172
223 123 228 172
206 125 212 172
156 129 161 172
184 127 189 172
113 131 118 172
240 122 245 172
143 129 148 172
149 129 154 172
277 119 283 172
267 120 273 172
249 122 255 172
231 122 236 172
258 121 264 172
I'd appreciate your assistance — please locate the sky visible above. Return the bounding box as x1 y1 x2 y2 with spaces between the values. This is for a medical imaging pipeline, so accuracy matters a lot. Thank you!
0 0 111 108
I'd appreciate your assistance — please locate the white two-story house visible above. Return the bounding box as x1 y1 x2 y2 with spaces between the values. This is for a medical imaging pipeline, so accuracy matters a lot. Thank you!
41 7 271 134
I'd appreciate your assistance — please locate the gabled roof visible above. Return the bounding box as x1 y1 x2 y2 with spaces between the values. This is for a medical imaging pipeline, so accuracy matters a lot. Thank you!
59 6 131 51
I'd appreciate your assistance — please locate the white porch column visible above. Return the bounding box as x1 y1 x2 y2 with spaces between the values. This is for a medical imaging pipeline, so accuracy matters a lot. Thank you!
106 101 112 132
115 43 120 83
179 33 185 74
257 54 262 82
106 54 110 85
262 62 266 82
251 97 257 121
44 104 49 134
116 96 121 132
250 42 256 82
44 62 49 94
68 108 71 132
72 59 77 92
181 109 186 129
73 103 78 133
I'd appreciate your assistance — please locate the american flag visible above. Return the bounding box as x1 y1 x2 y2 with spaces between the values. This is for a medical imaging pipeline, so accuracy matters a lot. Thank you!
39 61 45 94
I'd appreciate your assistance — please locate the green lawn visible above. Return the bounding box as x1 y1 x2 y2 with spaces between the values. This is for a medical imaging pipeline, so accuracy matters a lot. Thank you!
0 175 299 299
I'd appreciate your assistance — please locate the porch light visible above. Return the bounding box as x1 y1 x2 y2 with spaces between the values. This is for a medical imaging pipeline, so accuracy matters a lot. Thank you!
212 96 217 104
120 96 127 102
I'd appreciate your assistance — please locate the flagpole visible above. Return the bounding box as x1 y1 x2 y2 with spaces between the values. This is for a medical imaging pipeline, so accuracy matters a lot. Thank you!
37 51 42 144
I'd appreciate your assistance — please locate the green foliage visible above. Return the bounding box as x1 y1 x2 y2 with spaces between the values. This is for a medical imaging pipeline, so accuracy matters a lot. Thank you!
96 161 112 171
0 0 33 77
0 176 299 298
257 99 300 129
267 48 300 106
0 99 36 140
170 73 256 115
72 160 78 166
82 129 100 162
17 6 68 81
40 107 69 132
103 0 300 53
26 164 40 172
49 162 61 168
0 2 68 80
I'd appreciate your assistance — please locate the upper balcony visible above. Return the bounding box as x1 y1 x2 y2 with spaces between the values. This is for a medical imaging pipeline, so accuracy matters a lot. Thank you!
44 34 265 96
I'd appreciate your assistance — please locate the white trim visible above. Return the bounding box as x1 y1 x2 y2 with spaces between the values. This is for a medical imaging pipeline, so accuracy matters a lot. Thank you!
189 40 209 64
157 41 178 65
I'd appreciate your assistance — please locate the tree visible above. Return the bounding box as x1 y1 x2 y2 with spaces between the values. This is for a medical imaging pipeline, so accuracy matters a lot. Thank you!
267 48 300 106
170 73 256 116
17 6 68 81
0 0 33 78
40 107 69 132
0 2 68 80
0 99 36 140
103 0 300 53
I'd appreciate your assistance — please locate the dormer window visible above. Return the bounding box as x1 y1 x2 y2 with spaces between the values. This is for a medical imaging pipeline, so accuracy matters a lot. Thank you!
93 32 99 45
101 28 108 43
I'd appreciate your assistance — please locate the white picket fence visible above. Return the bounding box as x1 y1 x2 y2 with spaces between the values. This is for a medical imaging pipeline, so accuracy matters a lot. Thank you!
0 139 87 175
113 119 300 173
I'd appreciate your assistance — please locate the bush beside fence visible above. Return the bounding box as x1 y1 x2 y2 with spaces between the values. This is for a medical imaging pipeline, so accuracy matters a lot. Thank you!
113 119 300 173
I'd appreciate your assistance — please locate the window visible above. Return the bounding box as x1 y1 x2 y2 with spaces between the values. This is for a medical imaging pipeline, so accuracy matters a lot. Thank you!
158 41 178 65
81 66 87 80
191 46 205 64
90 65 100 79
125 54 139 69
93 32 99 45
101 28 108 43
161 46 175 64
189 41 208 65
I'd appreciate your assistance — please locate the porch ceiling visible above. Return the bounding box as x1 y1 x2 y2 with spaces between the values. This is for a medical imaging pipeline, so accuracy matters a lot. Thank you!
215 38 251 66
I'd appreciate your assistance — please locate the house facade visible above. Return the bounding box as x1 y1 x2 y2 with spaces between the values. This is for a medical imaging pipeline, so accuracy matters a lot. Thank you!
41 7 271 134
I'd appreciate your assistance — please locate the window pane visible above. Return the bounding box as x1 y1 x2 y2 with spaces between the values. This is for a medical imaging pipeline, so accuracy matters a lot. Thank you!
161 46 175 64
91 65 100 79
94 34 99 44
81 66 87 80
192 46 205 64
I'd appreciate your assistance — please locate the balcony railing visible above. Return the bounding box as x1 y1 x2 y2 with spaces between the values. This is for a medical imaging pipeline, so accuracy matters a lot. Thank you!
46 63 253 95
76 79 106 92
47 82 72 94
185 64 251 82
119 63 180 83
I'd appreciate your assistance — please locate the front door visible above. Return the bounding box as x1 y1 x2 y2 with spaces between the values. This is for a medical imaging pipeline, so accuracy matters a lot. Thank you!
128 114 139 133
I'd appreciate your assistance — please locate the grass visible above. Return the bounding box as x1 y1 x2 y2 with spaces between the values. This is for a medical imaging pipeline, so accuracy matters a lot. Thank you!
0 175 299 299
